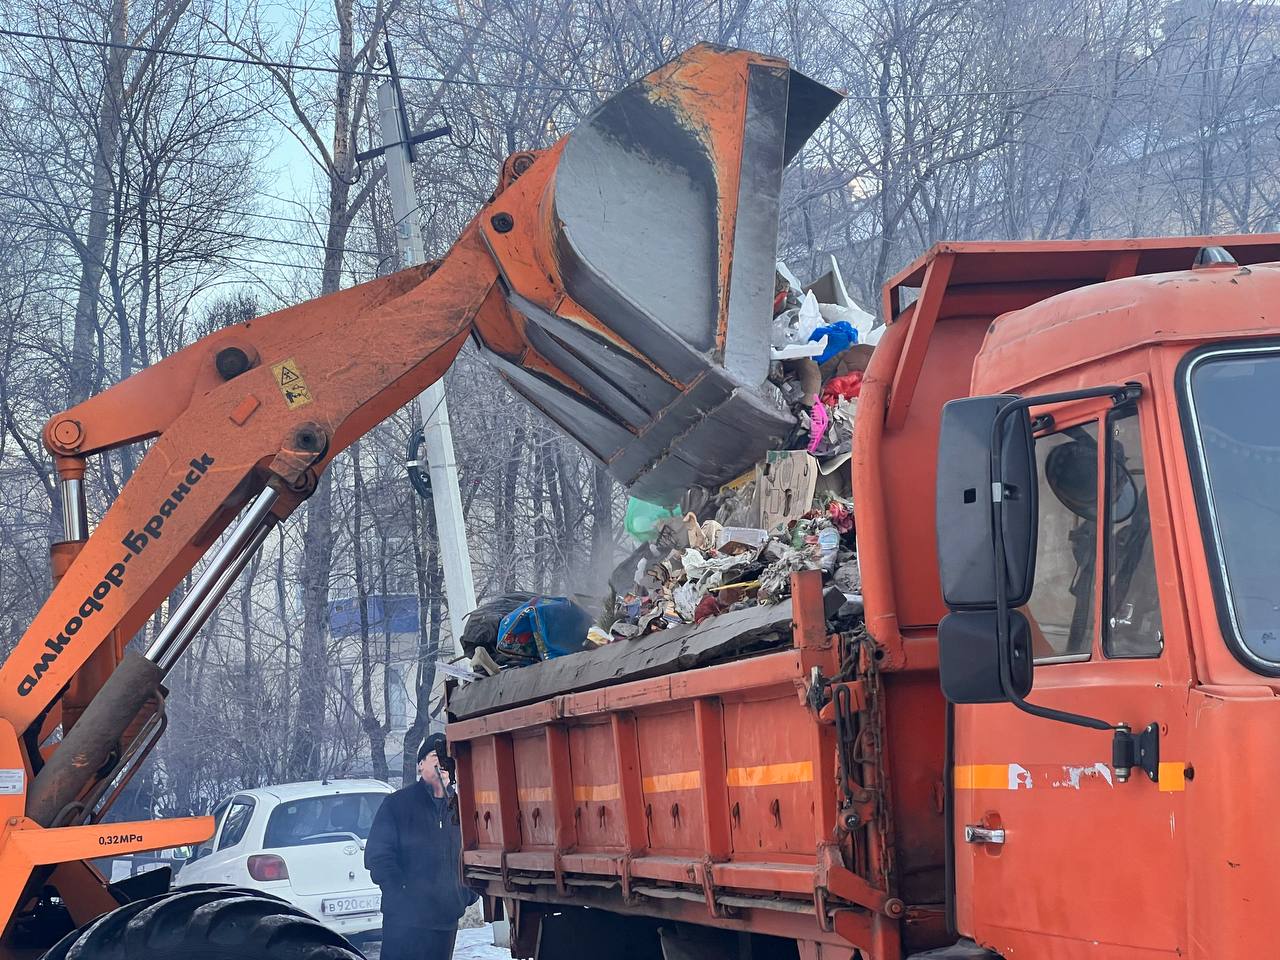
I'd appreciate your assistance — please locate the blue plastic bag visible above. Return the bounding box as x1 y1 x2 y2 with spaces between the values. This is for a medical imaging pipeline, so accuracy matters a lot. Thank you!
808 320 858 364
495 597 593 663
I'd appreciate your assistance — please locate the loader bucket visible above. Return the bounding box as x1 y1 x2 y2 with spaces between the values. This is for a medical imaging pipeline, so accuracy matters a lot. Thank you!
476 44 842 502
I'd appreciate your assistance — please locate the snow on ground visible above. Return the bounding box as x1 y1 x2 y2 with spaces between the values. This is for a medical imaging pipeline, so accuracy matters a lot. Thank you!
454 925 512 960
363 923 510 959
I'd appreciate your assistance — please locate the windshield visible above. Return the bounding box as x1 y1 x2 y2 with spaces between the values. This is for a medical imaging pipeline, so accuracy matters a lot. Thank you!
1184 345 1280 667
263 792 386 849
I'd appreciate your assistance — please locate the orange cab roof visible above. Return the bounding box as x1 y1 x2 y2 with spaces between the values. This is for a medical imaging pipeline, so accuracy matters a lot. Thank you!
884 234 1280 396
973 258 1280 393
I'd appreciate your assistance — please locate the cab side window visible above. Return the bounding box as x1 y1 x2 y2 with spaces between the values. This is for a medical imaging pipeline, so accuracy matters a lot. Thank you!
1104 406 1163 658
1027 422 1100 661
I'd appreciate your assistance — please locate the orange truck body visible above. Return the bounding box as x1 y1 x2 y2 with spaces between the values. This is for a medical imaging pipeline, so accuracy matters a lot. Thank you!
449 234 1280 960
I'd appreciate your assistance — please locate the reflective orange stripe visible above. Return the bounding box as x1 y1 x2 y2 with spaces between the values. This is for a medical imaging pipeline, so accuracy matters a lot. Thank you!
642 771 701 793
474 790 499 805
1158 762 1187 792
953 764 1012 790
573 783 620 802
954 761 1188 791
726 760 814 787
517 786 552 803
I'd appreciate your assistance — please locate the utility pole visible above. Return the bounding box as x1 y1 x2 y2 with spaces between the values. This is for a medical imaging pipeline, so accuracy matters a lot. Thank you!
362 42 474 656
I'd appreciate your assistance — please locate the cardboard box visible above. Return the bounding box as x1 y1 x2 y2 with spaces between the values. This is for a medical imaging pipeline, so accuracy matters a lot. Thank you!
757 451 819 531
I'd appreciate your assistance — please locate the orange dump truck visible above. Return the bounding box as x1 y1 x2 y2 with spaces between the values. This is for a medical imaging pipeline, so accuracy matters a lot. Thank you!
447 235 1280 960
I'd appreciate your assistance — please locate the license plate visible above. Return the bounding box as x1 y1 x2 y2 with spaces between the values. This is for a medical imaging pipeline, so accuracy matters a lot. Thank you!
320 894 381 916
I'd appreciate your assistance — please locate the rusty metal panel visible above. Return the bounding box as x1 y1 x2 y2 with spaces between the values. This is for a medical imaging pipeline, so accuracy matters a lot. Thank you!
635 708 706 854
513 732 555 848
886 234 1280 293
724 695 820 856
467 736 502 851
567 722 626 851
451 578 861 941
881 316 992 630
883 673 947 905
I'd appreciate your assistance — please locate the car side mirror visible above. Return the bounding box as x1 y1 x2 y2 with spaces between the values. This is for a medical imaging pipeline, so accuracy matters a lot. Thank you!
935 395 1039 704
933 382 1145 762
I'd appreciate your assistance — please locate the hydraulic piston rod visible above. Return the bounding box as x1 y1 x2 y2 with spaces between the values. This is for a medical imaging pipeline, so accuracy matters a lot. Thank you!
27 485 279 826
59 477 88 543
144 485 280 673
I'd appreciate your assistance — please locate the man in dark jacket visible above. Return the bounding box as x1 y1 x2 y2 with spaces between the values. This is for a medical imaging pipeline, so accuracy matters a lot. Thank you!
366 734 475 960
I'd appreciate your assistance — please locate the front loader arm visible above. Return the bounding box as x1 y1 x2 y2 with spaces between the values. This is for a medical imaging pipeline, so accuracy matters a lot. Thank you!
4 40 841 745
0 206 601 943
2 226 501 739
0 46 840 942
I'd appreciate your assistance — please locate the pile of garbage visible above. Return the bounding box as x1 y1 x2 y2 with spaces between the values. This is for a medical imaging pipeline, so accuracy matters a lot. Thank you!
768 257 879 475
460 257 877 677
608 480 859 639
600 256 873 639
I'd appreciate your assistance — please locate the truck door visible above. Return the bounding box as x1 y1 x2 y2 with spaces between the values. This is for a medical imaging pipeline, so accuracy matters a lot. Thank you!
953 396 1189 957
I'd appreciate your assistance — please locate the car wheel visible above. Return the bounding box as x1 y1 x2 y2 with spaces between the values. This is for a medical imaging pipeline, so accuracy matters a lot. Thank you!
41 886 366 959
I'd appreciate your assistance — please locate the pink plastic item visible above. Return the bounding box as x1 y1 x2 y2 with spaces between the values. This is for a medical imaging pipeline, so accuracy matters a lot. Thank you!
807 402 829 453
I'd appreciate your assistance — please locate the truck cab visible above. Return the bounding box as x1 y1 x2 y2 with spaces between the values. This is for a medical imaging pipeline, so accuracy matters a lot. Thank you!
906 237 1280 958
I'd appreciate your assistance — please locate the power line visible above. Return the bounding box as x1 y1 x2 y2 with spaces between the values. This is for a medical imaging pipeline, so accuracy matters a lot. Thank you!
0 187 384 255
2 26 1277 105
0 62 273 119
1 212 390 275
0 27 599 93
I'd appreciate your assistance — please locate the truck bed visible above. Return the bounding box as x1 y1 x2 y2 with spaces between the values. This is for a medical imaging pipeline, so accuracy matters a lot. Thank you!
445 573 894 952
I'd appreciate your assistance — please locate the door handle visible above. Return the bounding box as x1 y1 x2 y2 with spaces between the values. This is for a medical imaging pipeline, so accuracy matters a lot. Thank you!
964 824 1006 845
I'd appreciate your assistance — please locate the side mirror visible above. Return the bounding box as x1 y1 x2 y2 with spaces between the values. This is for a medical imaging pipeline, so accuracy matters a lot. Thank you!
938 610 1034 703
935 395 1039 705
936 395 1038 608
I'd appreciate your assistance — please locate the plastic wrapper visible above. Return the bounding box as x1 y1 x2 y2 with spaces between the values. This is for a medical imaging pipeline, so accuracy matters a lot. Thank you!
770 290 823 349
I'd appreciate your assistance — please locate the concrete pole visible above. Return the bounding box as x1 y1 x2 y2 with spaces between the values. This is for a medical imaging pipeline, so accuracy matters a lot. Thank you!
377 80 475 656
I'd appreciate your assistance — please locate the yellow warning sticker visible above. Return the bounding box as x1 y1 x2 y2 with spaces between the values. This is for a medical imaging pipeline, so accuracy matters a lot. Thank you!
271 357 313 409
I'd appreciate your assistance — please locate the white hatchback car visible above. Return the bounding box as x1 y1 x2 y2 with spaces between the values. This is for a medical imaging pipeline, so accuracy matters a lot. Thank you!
175 779 393 940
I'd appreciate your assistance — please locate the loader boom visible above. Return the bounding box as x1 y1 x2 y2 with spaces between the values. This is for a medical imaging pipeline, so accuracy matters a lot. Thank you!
0 44 839 952
3 232 497 736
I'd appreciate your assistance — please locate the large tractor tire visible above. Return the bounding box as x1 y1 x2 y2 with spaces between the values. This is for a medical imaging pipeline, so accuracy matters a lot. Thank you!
41 886 366 959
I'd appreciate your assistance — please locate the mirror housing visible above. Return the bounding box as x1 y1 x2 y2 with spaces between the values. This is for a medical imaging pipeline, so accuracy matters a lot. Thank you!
938 610 1034 703
936 395 1038 609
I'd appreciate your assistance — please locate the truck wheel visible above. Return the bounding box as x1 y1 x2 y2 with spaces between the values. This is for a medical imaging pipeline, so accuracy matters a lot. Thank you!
41 886 365 959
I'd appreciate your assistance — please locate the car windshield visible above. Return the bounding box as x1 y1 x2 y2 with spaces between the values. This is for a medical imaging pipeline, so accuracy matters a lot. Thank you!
263 792 387 849
1185 347 1280 665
